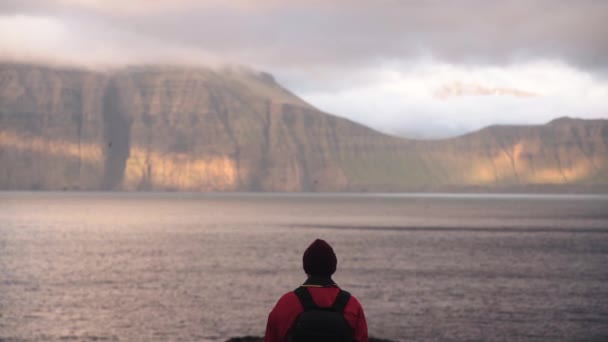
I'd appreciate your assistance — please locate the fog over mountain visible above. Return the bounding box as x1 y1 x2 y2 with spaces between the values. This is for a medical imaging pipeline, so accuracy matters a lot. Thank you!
0 1 607 137
0 2 607 191
1 63 607 192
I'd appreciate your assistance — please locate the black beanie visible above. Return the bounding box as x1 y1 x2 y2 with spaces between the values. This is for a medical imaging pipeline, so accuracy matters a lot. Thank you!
303 239 337 277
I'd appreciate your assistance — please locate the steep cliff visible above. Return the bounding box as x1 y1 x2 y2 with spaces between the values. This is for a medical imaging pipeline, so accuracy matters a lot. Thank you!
1 63 607 191
410 118 608 189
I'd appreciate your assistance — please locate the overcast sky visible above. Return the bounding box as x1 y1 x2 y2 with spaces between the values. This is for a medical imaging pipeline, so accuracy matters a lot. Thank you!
1 0 607 137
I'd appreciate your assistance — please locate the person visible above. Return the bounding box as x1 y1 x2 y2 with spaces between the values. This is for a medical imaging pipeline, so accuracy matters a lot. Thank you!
265 239 368 342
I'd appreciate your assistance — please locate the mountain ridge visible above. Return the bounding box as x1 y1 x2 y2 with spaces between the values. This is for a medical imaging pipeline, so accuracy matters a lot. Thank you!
1 63 606 192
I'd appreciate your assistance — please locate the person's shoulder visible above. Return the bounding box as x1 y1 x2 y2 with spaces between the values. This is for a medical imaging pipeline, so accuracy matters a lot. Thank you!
344 291 365 311
268 290 305 320
275 290 301 308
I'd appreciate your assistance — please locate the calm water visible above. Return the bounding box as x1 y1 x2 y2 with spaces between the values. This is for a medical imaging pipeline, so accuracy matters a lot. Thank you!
1 192 607 341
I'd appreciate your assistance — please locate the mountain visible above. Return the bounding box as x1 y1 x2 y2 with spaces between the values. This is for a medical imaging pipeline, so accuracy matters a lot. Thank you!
1 63 607 192
408 117 608 191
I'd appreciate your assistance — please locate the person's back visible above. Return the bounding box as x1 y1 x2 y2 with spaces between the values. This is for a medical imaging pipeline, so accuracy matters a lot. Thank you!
289 285 353 341
265 239 368 342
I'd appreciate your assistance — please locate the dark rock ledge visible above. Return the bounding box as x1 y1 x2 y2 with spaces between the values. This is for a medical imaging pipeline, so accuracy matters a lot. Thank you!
226 337 396 342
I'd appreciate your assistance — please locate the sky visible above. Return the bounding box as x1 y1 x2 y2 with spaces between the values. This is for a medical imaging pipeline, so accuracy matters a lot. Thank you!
1 0 607 138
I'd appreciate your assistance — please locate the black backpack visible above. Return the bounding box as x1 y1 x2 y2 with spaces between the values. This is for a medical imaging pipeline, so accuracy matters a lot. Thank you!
289 287 354 342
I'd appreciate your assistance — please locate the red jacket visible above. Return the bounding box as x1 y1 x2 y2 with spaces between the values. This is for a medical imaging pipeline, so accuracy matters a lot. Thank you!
265 278 368 342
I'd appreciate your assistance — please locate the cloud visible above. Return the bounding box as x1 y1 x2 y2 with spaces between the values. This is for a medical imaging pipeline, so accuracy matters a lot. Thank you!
1 1 607 72
0 1 606 138
0 15 67 61
0 14 224 68
433 82 540 100
299 60 608 138
0 0 336 16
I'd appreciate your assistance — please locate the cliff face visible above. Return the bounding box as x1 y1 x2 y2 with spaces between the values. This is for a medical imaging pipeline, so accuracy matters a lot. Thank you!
409 118 608 189
1 63 607 191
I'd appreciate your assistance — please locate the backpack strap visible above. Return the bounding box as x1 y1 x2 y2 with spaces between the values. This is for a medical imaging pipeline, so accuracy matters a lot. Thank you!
332 290 351 314
294 287 352 313
294 287 318 310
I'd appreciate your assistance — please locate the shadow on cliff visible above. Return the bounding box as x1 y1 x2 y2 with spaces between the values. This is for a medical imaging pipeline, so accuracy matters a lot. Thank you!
101 79 131 190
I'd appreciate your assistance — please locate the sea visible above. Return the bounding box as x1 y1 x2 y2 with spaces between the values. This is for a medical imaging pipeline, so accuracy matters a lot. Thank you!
1 192 607 341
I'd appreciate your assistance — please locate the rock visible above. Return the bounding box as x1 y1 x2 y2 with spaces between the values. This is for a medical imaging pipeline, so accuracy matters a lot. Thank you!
225 337 396 342
1 62 607 192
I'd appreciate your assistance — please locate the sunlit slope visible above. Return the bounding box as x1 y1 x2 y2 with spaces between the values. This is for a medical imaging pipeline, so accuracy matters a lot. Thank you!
1 63 606 191
0 63 404 191
417 118 608 187
375 118 607 190
335 118 608 190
